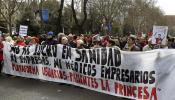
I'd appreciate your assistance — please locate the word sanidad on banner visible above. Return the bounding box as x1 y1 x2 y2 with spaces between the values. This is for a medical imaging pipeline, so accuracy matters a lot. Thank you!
3 43 160 100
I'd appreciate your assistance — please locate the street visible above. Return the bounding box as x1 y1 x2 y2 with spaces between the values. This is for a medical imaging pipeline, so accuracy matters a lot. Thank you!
0 74 129 100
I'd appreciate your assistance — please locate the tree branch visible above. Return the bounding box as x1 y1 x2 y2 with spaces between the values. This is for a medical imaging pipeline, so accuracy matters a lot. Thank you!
81 0 88 26
71 0 79 26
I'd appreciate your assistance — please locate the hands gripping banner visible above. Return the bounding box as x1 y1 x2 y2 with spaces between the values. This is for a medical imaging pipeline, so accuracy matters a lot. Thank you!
3 42 175 100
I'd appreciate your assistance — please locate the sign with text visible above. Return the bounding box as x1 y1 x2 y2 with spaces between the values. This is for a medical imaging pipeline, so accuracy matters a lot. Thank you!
19 25 28 36
3 43 175 100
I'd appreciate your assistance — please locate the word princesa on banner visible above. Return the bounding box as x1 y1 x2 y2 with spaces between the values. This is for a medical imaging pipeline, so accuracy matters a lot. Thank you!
3 42 166 100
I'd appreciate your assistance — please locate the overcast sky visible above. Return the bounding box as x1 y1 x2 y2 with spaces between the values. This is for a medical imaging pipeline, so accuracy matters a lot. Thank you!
156 0 175 15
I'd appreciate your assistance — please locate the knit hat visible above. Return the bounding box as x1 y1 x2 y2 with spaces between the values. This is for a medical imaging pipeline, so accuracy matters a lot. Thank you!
47 31 54 39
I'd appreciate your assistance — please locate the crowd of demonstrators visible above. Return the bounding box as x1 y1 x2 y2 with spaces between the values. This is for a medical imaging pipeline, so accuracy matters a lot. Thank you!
1 31 175 74
1 32 175 49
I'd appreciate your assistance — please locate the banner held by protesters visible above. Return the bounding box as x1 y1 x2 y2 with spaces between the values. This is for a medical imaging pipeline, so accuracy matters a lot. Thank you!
2 43 162 100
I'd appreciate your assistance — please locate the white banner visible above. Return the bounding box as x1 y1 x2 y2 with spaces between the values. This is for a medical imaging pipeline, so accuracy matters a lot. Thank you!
3 43 175 100
152 26 168 45
19 25 28 36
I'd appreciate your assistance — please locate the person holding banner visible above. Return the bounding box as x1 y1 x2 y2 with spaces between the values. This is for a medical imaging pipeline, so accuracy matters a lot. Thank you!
123 36 141 51
76 39 85 49
14 36 26 46
42 32 58 45
61 36 68 45
29 37 40 45
143 38 154 51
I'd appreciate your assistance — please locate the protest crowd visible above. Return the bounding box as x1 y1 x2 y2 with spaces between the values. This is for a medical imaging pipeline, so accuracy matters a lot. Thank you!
0 31 175 74
0 29 174 100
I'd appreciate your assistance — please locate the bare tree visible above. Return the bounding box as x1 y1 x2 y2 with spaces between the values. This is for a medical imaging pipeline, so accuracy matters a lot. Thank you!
71 0 88 34
126 0 165 33
0 0 23 34
88 0 131 34
57 0 64 33
91 0 123 23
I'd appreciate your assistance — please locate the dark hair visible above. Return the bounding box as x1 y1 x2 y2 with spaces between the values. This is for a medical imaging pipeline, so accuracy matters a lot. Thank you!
129 36 135 42
73 36 77 40
109 40 116 46
40 34 47 42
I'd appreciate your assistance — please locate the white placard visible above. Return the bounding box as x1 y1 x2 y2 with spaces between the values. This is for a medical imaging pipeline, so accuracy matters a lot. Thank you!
19 25 28 36
152 26 168 45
